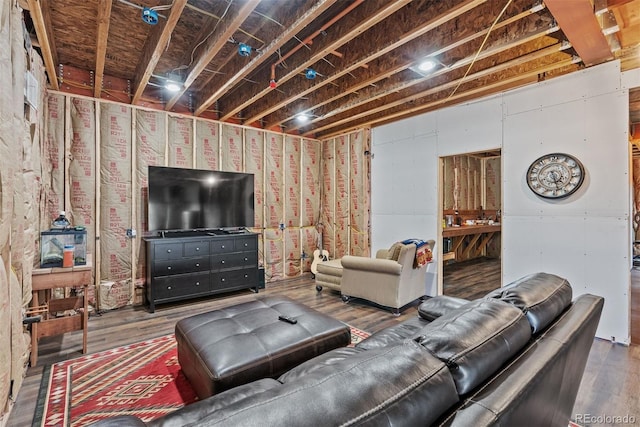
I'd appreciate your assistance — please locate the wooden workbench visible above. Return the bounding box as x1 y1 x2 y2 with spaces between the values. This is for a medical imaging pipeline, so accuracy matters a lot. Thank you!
30 258 92 366
442 224 501 262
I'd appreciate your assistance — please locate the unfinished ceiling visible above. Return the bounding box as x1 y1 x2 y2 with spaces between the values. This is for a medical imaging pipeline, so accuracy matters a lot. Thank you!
21 0 640 139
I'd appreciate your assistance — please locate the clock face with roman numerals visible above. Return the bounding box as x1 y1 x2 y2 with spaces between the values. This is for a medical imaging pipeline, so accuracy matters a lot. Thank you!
526 153 585 199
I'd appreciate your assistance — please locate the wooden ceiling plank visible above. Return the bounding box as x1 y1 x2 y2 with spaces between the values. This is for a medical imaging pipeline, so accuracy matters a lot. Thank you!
164 0 260 110
27 0 59 90
131 0 189 104
266 2 545 128
94 0 112 98
237 0 487 125
545 0 613 66
193 0 341 116
307 49 577 136
286 25 563 132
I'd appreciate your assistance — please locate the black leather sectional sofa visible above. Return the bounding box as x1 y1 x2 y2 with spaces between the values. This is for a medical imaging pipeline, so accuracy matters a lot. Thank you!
93 272 603 426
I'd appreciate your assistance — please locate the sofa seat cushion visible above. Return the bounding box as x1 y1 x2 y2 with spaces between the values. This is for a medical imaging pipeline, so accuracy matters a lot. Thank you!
486 272 572 334
171 341 459 426
316 258 343 275
415 299 532 395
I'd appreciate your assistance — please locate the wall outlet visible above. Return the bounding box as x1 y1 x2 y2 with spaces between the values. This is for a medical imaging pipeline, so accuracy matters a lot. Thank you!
126 228 136 238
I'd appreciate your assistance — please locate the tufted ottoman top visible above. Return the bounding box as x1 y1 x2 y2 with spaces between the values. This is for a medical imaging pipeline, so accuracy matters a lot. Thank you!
175 295 351 398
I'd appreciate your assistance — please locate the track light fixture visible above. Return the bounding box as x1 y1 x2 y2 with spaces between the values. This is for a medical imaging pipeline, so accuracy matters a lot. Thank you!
305 68 317 79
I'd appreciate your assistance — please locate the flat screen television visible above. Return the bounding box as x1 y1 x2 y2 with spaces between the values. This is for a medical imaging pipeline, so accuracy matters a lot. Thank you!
148 166 255 232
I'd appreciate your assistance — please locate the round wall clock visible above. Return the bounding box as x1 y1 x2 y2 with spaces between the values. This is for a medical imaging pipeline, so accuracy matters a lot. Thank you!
526 153 585 199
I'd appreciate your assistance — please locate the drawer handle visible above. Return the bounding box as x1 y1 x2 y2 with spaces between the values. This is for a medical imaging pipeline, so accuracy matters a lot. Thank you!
167 286 172 290
244 274 248 278
244 243 248 247
167 249 172 253
221 260 225 264
221 245 225 249
196 247 200 251
195 263 200 267
167 266 172 270
221 278 225 282
244 257 248 261
195 281 200 286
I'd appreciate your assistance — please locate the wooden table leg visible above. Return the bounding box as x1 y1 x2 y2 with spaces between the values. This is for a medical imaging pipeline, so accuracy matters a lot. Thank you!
30 291 38 367
82 284 88 354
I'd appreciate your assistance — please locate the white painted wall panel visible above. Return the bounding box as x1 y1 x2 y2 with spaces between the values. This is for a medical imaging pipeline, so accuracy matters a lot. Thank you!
372 60 630 342
436 96 503 157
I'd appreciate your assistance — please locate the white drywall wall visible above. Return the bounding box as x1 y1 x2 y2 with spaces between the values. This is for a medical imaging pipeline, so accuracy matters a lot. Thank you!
372 60 631 342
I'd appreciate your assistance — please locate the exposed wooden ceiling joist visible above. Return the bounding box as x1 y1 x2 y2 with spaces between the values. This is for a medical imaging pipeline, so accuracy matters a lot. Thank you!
26 0 59 90
243 0 489 127
213 0 414 120
164 0 260 110
193 0 342 116
94 0 112 98
545 0 614 66
131 0 188 104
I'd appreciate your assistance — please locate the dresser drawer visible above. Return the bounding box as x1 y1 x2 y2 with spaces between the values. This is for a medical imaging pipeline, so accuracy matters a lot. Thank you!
235 236 257 251
153 272 210 300
211 252 257 269
184 241 210 257
155 257 210 276
211 268 258 291
153 242 183 260
211 238 234 253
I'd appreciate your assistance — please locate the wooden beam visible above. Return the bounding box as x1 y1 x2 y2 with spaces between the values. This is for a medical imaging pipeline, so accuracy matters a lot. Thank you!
131 0 188 104
164 0 260 110
242 0 488 127
94 0 112 98
26 0 59 90
193 0 341 116
280 5 556 132
208 0 415 120
308 56 579 137
545 0 613 66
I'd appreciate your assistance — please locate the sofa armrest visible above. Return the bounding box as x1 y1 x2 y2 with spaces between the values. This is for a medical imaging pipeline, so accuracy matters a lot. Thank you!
341 255 402 275
418 296 469 321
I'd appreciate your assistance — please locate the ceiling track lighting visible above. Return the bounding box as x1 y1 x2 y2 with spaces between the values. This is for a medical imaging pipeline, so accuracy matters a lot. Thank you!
305 68 317 79
142 7 159 25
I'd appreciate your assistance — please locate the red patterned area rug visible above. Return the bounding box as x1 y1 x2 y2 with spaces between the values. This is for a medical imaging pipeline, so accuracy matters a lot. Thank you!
33 326 370 427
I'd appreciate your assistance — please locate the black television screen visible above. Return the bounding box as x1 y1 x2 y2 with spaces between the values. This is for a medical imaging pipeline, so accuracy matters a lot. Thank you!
148 166 255 232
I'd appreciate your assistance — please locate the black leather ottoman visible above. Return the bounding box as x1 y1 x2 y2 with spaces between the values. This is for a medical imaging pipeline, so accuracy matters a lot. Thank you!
175 295 351 399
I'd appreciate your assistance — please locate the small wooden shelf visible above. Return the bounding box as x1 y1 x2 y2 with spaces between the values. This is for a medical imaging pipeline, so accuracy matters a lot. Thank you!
29 256 92 367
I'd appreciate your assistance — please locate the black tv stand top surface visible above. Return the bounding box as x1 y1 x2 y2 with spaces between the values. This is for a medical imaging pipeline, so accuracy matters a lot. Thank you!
147 229 252 239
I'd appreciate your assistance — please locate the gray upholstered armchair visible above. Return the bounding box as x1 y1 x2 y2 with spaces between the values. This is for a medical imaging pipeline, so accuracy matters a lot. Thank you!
340 240 434 315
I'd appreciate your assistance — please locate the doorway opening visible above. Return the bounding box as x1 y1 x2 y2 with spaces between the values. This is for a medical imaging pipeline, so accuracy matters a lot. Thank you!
439 149 502 300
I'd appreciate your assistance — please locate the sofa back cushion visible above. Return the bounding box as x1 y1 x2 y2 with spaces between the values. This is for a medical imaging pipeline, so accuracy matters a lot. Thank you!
486 272 572 334
415 299 532 395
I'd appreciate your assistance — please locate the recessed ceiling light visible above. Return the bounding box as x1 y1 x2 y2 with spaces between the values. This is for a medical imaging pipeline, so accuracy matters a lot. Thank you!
418 59 437 72
296 113 310 122
165 81 181 92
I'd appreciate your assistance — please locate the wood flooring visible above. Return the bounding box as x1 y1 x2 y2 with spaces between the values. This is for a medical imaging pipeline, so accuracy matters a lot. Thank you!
8 266 640 426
